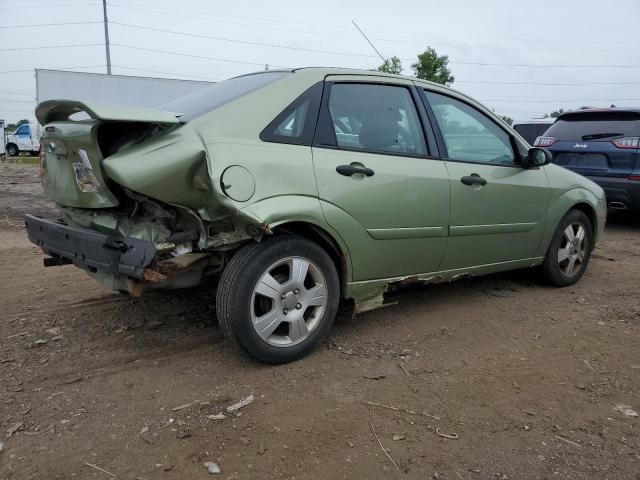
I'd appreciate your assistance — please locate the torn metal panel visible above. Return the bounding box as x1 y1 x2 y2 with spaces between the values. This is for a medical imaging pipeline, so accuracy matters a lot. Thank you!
347 272 474 315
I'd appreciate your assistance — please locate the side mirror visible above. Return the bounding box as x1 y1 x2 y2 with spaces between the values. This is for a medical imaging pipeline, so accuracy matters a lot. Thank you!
526 147 552 167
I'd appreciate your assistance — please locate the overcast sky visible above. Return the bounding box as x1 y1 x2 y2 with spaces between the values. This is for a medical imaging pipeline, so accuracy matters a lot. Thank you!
1 0 639 124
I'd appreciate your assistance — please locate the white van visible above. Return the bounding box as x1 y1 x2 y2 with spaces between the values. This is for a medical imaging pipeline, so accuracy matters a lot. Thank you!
0 120 5 155
5 122 40 156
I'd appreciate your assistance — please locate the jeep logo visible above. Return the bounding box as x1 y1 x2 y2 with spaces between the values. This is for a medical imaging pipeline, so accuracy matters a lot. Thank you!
573 143 588 149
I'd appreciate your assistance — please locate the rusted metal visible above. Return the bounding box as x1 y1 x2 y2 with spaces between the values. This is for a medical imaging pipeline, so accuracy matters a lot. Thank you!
155 253 208 274
142 268 166 283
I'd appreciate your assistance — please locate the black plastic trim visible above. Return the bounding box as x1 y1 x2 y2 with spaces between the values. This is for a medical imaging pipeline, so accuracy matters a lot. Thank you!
24 214 158 279
260 81 324 146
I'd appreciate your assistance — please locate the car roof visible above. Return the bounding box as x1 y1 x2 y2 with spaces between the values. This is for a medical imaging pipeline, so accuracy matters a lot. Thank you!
557 107 640 118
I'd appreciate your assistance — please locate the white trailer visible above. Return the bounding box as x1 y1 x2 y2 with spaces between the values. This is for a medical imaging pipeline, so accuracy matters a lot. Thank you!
3 69 215 157
35 69 214 108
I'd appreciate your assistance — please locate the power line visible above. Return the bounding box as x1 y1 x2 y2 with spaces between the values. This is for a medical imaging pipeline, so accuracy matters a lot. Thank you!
112 65 219 81
1 2 99 9
446 60 640 68
107 0 351 31
0 109 36 113
110 0 635 49
0 99 35 104
107 2 359 39
107 21 640 69
457 80 640 86
0 21 102 29
0 43 103 53
111 43 288 68
110 22 375 58
0 65 105 75
481 98 640 103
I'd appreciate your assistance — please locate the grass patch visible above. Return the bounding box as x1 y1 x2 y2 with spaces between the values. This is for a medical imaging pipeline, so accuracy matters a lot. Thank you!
1 156 40 165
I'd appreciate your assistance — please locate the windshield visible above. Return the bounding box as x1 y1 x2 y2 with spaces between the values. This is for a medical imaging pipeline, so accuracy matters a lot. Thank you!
157 71 291 121
545 112 640 141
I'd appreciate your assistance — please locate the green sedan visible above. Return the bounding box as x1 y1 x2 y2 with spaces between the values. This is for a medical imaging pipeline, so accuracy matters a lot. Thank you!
27 68 606 363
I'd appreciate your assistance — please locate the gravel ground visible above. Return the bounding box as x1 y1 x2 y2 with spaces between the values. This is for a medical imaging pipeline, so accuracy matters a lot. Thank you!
0 162 638 479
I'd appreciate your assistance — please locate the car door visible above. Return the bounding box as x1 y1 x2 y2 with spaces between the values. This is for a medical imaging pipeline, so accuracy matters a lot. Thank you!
15 124 32 150
312 77 450 281
421 89 550 270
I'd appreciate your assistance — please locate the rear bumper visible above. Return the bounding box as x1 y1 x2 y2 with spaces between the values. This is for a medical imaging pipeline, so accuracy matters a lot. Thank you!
585 176 640 212
24 214 158 279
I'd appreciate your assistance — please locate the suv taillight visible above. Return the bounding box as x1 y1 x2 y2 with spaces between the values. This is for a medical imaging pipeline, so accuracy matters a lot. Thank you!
612 137 639 149
534 136 557 147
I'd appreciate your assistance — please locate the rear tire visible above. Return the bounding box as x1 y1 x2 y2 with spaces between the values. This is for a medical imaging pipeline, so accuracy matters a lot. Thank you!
216 236 340 364
542 209 593 287
6 144 18 157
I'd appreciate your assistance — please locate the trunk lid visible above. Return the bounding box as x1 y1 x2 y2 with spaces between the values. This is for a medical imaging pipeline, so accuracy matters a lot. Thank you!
36 100 181 209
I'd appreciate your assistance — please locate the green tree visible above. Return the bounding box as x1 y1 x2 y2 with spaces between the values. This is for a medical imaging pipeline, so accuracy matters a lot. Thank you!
411 47 454 85
544 108 566 118
376 56 403 74
499 115 513 126
6 119 29 131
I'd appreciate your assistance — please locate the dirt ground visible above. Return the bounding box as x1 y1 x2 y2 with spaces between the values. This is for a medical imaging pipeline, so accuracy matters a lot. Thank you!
0 160 638 480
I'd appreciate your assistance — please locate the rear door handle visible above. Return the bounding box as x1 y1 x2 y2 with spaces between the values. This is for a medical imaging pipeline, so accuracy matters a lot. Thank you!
336 164 375 177
461 174 487 186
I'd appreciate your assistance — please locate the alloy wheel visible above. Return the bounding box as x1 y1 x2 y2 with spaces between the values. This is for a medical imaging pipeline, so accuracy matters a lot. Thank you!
250 256 327 347
557 222 588 277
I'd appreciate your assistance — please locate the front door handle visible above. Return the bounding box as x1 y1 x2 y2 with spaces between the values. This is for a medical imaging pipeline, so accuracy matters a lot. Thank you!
336 164 375 177
461 174 487 186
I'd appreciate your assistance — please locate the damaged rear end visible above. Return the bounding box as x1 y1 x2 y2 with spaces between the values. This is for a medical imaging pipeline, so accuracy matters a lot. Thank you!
26 99 257 295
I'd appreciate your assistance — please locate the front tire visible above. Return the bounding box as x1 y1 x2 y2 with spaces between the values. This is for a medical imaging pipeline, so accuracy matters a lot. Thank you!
216 236 340 364
542 209 593 287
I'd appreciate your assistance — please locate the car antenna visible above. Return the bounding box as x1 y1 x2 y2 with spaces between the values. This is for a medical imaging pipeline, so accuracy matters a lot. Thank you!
352 20 386 63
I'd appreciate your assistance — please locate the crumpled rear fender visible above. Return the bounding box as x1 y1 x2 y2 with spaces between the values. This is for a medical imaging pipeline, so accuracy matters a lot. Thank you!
102 126 215 212
239 195 353 281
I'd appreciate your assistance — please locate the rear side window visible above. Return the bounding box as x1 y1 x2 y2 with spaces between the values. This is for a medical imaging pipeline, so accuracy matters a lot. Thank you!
325 83 426 156
545 112 640 140
260 82 323 146
425 90 514 164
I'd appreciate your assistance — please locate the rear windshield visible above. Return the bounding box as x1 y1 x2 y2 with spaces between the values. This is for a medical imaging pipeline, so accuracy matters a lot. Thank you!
513 123 553 144
545 112 640 141
157 71 291 122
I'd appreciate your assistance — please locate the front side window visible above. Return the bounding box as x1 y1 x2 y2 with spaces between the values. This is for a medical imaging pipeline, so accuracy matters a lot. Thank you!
425 91 514 164
16 124 30 136
327 83 426 156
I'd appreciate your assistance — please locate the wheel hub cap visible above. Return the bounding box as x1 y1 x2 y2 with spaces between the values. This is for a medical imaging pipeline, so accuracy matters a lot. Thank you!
282 291 299 311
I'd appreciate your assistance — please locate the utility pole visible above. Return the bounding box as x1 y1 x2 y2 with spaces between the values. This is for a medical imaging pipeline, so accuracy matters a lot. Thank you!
102 0 111 74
